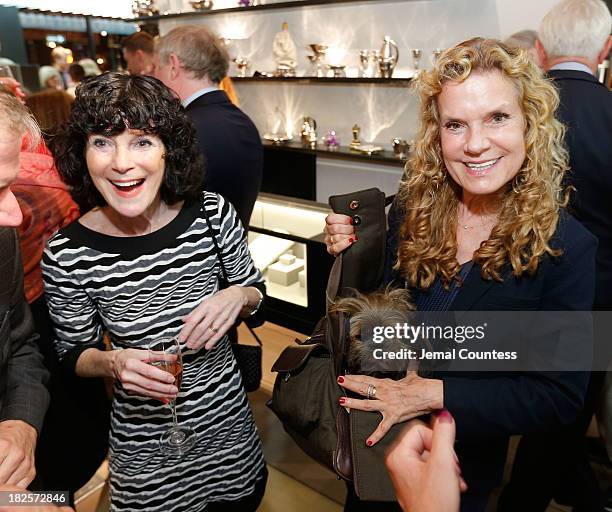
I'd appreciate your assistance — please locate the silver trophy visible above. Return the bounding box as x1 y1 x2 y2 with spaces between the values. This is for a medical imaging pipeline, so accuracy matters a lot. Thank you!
378 36 399 78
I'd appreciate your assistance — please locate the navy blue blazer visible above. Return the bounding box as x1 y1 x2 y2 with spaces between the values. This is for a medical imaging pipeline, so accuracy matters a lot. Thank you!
548 69 612 310
385 206 597 492
185 90 263 230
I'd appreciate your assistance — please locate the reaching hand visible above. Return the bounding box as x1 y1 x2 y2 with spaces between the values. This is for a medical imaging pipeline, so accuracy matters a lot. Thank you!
324 213 356 256
0 421 37 488
385 411 467 512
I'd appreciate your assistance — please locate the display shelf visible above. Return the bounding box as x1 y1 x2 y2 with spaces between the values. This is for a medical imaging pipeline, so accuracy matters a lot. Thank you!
126 0 414 22
248 193 333 332
231 76 412 85
263 140 406 166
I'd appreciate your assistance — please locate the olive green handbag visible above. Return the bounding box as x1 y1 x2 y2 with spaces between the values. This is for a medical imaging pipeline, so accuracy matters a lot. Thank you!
269 188 401 501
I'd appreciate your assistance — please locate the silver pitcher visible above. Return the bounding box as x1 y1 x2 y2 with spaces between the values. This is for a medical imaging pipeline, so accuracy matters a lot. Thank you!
379 36 399 78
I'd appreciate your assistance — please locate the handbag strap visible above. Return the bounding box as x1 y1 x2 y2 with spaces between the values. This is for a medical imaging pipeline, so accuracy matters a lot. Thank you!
202 201 263 347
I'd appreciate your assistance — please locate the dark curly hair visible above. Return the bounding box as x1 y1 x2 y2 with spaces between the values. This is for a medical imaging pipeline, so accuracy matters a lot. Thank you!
49 72 204 209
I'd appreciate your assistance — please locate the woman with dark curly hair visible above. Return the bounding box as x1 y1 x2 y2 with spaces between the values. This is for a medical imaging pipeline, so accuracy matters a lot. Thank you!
41 72 267 511
324 38 596 511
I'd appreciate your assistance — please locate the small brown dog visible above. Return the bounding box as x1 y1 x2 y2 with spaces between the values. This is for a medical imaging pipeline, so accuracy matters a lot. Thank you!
330 287 423 378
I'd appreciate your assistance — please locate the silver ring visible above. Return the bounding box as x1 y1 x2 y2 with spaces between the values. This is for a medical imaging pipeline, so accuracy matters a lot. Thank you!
209 326 218 334
366 384 376 400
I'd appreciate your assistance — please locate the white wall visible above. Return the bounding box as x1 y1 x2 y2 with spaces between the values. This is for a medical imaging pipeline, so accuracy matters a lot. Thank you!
495 0 560 38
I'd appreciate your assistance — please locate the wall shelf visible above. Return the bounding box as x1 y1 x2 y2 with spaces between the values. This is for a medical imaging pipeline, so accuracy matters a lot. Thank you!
263 140 406 166
232 76 412 85
126 0 413 22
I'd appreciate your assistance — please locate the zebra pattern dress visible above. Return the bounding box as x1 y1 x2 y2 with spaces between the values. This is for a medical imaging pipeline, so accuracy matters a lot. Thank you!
42 193 266 511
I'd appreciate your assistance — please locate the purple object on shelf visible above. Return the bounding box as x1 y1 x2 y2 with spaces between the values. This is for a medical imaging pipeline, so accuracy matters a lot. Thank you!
324 130 340 149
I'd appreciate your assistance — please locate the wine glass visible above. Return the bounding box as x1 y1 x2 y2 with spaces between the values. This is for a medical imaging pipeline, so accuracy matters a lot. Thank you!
148 337 196 455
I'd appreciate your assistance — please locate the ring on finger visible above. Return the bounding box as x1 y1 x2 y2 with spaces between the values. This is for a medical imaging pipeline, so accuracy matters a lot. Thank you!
366 384 377 400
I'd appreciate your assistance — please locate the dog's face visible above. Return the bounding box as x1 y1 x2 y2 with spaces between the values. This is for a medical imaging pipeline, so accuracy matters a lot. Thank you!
330 288 418 379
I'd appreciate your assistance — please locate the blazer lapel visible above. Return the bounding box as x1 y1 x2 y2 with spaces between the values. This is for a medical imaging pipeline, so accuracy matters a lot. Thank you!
450 263 514 319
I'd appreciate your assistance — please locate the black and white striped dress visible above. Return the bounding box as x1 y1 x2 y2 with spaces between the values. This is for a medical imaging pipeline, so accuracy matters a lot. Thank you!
42 193 266 511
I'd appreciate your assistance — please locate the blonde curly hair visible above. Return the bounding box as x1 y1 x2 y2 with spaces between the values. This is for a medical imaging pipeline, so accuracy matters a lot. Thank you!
396 37 569 289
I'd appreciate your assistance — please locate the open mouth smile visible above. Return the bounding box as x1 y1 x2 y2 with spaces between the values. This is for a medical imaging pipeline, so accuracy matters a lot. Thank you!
109 179 146 194
464 158 500 176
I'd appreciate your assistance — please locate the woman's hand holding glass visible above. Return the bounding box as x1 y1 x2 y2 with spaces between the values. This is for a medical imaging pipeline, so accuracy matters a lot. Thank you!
338 372 443 446
111 348 178 402
179 285 251 350
324 213 356 256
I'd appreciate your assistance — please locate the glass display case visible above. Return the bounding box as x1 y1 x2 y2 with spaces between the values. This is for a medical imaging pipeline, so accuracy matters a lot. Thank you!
248 193 334 333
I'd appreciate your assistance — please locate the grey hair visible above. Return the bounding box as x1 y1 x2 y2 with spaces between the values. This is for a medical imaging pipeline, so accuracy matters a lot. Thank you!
38 65 61 88
504 30 539 50
539 0 611 62
0 87 41 149
156 25 229 83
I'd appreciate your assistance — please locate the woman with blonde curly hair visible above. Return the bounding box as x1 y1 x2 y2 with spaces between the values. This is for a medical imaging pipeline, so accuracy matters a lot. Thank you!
325 37 596 511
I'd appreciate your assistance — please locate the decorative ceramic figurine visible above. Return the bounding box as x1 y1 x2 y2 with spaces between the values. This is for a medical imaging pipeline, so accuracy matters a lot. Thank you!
323 130 340 150
273 22 297 76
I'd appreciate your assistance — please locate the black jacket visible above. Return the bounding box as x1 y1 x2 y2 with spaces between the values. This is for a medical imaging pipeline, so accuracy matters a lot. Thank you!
549 69 612 309
0 228 49 433
385 207 597 493
185 90 263 230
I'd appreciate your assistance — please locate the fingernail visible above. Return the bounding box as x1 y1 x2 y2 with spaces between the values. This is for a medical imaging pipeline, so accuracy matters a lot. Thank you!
354 236 358 241
339 397 346 405
366 440 373 447
337 376 344 384
349 218 353 225
161 398 170 405
349 237 354 244
439 409 453 423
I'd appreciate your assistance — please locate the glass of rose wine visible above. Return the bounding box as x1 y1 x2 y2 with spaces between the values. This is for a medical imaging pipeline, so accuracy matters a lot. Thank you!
148 337 196 455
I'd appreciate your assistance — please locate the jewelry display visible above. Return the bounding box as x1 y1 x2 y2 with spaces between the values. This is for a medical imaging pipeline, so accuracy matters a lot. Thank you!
323 130 340 150
233 57 250 77
391 138 410 160
307 43 329 77
189 0 213 10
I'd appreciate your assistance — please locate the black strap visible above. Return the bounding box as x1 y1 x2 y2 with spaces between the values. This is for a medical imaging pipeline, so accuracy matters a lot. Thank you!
202 202 262 347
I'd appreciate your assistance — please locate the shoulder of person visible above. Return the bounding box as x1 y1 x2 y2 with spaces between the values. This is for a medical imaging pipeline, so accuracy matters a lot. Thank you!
550 209 598 254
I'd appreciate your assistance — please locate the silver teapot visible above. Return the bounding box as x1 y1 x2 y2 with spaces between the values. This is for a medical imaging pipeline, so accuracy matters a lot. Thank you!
379 36 399 78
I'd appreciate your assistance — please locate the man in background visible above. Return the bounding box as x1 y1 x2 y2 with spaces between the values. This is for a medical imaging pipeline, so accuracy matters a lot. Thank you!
154 25 262 229
500 1 612 511
50 47 72 90
121 31 155 76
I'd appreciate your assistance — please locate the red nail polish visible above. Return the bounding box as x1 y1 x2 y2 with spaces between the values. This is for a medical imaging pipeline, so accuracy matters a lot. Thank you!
439 409 453 423
366 440 373 447
354 236 358 241
339 397 346 405
349 218 353 225
349 237 354 244
337 376 345 384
